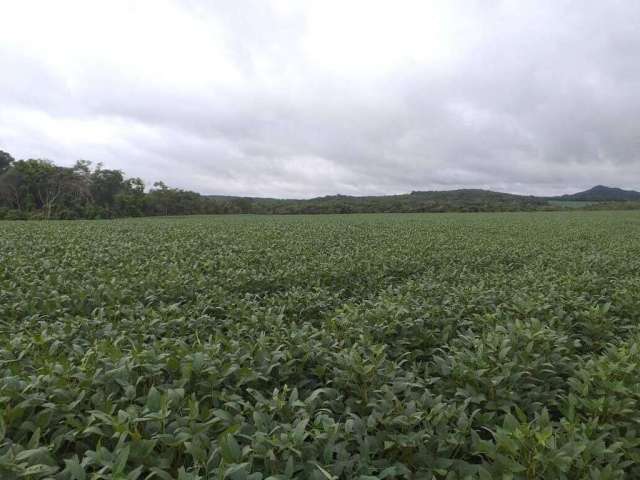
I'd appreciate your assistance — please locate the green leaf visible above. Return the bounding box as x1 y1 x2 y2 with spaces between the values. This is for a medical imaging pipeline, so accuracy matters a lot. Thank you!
63 456 86 480
146 387 162 411
113 445 130 474
220 434 242 463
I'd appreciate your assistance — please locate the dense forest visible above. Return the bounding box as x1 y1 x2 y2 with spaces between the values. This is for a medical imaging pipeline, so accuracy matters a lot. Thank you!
1 149 638 219
0 150 251 219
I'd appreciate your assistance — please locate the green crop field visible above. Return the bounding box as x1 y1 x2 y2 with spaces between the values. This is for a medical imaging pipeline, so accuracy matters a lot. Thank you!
2 211 640 479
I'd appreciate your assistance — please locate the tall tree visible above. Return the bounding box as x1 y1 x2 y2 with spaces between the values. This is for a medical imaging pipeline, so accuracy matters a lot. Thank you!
0 166 25 210
90 165 125 210
148 181 172 216
0 150 14 175
7 159 69 218
115 177 146 216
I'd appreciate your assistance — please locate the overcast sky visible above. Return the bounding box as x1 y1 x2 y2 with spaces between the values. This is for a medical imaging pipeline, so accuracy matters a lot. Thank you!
1 1 639 197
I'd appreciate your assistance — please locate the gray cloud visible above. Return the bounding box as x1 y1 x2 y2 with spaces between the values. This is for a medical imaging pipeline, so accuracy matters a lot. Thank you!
1 0 639 197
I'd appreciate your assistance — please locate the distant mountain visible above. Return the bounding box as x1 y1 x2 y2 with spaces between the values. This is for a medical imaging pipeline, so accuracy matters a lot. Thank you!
201 185 640 214
233 188 548 214
550 185 640 202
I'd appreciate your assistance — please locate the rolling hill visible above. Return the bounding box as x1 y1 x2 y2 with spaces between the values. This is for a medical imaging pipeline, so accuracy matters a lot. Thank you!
233 189 549 214
549 185 640 202
205 186 640 214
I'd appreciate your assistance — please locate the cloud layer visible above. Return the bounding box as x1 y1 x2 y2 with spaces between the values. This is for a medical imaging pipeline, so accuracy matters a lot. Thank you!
1 0 640 197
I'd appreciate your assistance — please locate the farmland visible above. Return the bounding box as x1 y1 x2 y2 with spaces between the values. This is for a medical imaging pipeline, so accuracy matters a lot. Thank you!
1 211 640 479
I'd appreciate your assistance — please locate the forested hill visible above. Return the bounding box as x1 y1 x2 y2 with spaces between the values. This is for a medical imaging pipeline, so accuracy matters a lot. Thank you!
0 149 638 219
241 189 547 214
548 185 640 202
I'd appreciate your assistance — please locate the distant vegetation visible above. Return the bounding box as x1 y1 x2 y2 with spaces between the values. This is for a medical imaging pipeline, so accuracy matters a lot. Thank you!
547 200 595 209
243 190 548 214
0 150 249 219
549 185 640 202
1 149 639 219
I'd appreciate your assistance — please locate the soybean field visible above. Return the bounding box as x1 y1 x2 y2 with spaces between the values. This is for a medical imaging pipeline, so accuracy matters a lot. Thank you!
2 211 640 479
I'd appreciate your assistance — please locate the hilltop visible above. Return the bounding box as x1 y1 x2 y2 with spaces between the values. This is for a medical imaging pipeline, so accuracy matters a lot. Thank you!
216 186 640 214
549 185 640 202
235 189 548 214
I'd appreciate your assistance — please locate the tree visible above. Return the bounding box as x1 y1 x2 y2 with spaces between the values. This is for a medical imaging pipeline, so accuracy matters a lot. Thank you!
7 159 69 218
67 160 93 202
0 166 25 210
90 166 125 211
148 181 173 216
0 150 14 175
230 197 252 214
115 177 146 216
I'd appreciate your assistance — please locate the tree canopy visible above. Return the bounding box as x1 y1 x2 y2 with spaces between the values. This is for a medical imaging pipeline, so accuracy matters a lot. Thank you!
0 152 239 219
2 148 636 220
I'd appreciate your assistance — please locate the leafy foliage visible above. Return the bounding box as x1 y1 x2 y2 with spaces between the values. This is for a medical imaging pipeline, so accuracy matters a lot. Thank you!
1 211 640 478
0 157 240 220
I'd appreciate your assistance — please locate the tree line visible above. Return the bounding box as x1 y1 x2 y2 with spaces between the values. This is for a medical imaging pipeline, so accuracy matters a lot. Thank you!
0 150 253 219
1 149 548 220
4 148 630 220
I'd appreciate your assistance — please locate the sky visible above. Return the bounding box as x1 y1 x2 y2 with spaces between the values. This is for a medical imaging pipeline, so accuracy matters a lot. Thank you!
1 0 639 198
